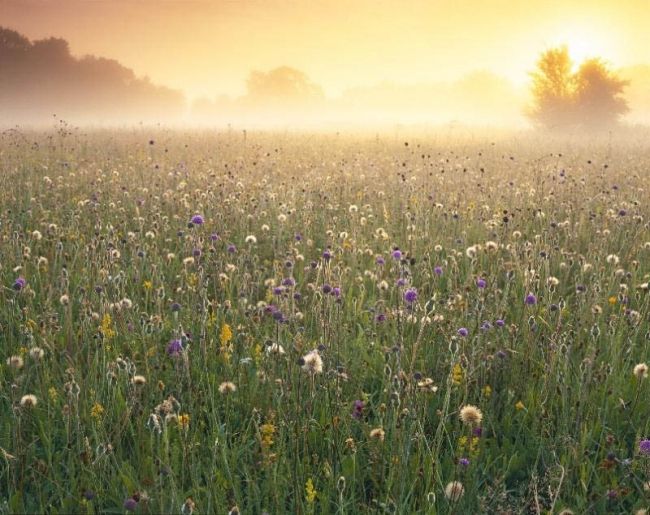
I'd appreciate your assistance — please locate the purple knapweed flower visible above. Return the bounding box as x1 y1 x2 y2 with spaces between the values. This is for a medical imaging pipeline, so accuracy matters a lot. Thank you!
391 249 402 260
404 288 418 304
322 284 332 294
227 244 237 253
13 277 26 291
166 339 183 357
476 278 487 289
190 214 204 225
457 327 469 337
322 249 332 261
376 256 385 266
434 266 443 276
458 458 470 467
124 498 138 512
640 439 650 455
352 400 365 420
495 319 505 327
525 293 537 305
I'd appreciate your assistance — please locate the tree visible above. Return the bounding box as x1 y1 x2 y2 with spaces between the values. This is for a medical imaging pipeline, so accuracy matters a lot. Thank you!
244 66 324 106
528 46 628 130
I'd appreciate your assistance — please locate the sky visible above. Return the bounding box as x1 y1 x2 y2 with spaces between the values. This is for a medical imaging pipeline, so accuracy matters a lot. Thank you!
2 0 649 101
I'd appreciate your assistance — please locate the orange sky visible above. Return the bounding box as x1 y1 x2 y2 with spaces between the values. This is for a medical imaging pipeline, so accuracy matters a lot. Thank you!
2 0 649 100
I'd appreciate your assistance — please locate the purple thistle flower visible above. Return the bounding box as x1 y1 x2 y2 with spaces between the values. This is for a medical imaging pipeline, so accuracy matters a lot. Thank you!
295 233 302 241
396 277 407 287
322 284 333 294
282 277 296 287
170 302 181 312
192 248 201 257
227 244 237 253
480 321 492 331
640 439 650 455
404 288 418 304
375 313 386 323
495 319 505 327
13 277 26 291
352 400 365 419
124 498 138 512
190 214 204 225
476 278 487 289
525 293 537 305
391 249 402 260
322 249 332 261
434 266 443 276
210 233 219 241
376 256 385 266
166 339 183 357
472 426 483 437
332 287 341 298
458 457 470 467
457 327 469 337
272 287 284 296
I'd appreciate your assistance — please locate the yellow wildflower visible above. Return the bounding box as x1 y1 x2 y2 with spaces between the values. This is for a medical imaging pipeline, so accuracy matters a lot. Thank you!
515 401 525 411
305 478 317 503
91 402 105 419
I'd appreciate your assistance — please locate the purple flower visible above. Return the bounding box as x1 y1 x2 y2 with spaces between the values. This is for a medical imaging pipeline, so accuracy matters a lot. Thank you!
282 277 295 287
476 278 487 289
192 248 202 257
404 288 418 304
322 249 332 261
210 233 220 241
124 498 138 511
166 339 183 357
352 400 365 420
190 214 204 225
495 319 505 327
272 287 284 296
472 426 483 437
332 287 341 298
396 278 407 287
457 328 469 337
376 256 385 266
640 439 650 455
227 244 237 253
480 321 492 331
458 457 470 467
322 284 332 294
170 302 181 312
525 293 537 305
391 249 402 260
13 277 26 291
434 266 443 276
375 313 386 323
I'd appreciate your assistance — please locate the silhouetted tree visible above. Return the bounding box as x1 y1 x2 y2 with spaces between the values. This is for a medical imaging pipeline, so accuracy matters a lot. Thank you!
0 26 185 123
528 46 628 130
245 66 324 106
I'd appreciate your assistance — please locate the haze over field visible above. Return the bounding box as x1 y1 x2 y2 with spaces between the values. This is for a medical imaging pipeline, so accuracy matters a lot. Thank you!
1 0 650 127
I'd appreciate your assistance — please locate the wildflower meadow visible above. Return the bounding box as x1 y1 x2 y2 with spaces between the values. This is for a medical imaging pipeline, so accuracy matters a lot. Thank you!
1 128 649 514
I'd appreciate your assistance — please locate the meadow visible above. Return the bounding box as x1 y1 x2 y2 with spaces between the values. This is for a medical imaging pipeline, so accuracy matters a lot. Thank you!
0 127 649 514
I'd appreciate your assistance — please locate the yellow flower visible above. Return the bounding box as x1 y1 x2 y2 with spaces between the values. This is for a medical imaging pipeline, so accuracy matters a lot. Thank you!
91 402 105 419
260 423 276 449
143 280 153 290
515 401 525 411
48 387 58 402
220 323 233 345
608 296 617 305
178 413 190 429
482 385 492 398
452 363 463 385
100 314 116 340
305 478 317 503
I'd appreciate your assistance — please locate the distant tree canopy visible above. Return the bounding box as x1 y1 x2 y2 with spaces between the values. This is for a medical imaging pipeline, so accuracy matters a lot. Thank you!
244 66 324 106
0 26 185 123
528 46 628 130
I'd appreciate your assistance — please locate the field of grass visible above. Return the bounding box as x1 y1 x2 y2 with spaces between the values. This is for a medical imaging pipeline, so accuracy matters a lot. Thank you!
1 128 649 514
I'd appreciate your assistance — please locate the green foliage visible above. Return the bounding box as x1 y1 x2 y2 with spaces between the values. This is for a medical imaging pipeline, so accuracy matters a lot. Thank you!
0 129 649 514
